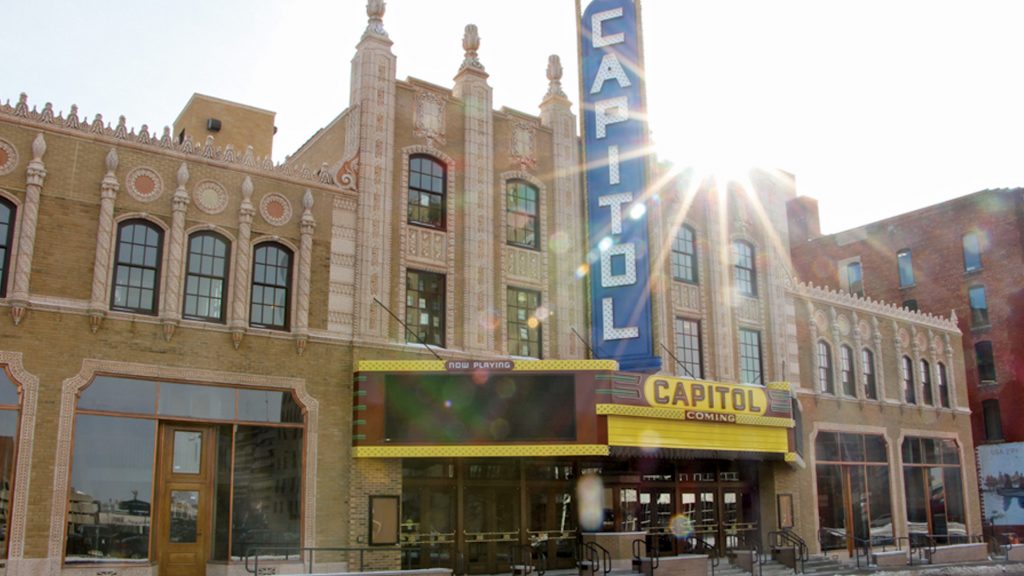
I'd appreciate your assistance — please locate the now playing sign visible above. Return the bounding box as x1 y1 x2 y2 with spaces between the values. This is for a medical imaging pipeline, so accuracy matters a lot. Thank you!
580 0 661 372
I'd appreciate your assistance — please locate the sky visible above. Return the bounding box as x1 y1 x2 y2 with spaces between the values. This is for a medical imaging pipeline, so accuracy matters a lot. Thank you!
3 0 1023 234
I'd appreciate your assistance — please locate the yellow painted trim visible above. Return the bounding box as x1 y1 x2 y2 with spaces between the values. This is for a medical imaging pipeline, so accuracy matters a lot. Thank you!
353 445 611 458
766 381 792 391
597 404 793 428
785 452 799 462
606 416 789 454
356 359 618 373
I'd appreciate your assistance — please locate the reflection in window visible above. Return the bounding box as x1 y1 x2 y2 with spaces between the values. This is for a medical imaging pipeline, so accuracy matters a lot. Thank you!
897 249 914 287
250 243 292 330
673 318 703 379
67 415 155 561
862 349 877 400
975 341 996 382
969 286 989 327
507 287 541 358
902 437 966 544
406 269 445 347
937 363 950 408
506 180 539 249
817 341 834 394
231 426 303 559
112 220 163 314
184 232 229 322
840 345 855 396
0 199 14 298
846 262 863 297
962 233 982 272
815 432 892 550
0 368 18 560
408 155 446 228
902 356 916 404
920 360 933 406
739 329 763 385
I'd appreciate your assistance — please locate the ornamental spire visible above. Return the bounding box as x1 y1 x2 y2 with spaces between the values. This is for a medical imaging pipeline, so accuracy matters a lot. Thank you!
546 55 566 99
460 24 484 71
364 0 388 38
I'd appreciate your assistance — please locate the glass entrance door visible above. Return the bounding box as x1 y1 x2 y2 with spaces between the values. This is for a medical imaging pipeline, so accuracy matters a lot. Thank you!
527 488 576 569
679 487 757 554
464 487 519 574
157 425 215 576
401 487 456 570
640 489 675 555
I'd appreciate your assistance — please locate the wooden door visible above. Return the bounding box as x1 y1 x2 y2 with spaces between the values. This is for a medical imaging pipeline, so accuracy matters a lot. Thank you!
156 424 215 576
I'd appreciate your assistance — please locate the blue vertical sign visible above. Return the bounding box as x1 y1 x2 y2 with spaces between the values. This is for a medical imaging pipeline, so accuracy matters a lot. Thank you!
581 0 661 373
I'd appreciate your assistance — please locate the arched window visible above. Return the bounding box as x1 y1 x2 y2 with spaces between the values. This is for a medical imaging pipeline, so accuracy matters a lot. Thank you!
408 155 446 229
817 341 834 394
937 362 950 408
733 240 757 297
0 367 21 560
671 225 698 283
862 349 877 400
920 359 933 406
184 231 230 322
840 345 855 396
0 198 14 298
111 219 163 314
506 180 539 249
902 355 916 404
250 243 292 330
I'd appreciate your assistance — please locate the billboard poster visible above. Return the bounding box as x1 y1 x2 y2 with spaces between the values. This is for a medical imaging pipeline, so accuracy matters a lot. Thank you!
579 0 661 373
978 442 1024 525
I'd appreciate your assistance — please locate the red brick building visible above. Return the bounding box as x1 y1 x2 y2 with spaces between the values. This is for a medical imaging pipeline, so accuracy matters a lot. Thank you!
788 189 1024 446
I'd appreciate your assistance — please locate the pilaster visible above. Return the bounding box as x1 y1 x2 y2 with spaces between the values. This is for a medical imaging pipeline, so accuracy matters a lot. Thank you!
161 162 190 340
87 148 119 332
539 55 586 359
8 133 46 325
453 24 494 354
295 189 315 354
230 176 255 348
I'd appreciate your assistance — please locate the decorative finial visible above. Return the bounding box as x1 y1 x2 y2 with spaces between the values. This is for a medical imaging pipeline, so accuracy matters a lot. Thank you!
461 24 484 71
303 189 314 211
31 133 46 162
546 55 566 98
242 176 253 201
177 162 189 187
365 0 388 38
105 148 119 174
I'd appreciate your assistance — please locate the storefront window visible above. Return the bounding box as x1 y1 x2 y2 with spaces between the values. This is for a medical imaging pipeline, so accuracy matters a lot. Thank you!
815 432 892 550
67 377 305 564
902 437 966 544
66 415 156 561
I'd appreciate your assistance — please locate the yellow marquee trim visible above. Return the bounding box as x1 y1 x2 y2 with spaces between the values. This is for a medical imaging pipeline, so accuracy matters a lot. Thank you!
606 415 789 454
356 359 618 373
766 381 792 391
353 445 611 458
597 404 793 428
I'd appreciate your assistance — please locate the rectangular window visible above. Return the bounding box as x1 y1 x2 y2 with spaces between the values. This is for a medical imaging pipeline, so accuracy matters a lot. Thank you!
969 285 989 327
982 399 1003 441
937 363 950 408
963 233 982 272
920 360 933 406
405 270 445 347
846 262 863 297
507 287 541 358
817 341 835 394
671 226 698 283
739 329 763 385
902 356 916 404
840 346 855 396
975 341 996 382
506 181 539 249
897 250 914 288
733 242 757 297
672 318 703 379
862 349 877 400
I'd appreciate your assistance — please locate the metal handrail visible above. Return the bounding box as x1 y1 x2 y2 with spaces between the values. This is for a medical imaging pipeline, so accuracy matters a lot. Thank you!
683 535 719 576
577 540 611 576
510 543 547 576
768 529 808 574
897 535 935 566
245 545 403 575
752 542 764 576
632 537 660 574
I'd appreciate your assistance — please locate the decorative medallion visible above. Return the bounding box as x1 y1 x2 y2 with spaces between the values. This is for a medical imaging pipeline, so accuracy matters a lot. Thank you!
414 91 447 146
0 139 19 176
125 167 164 202
836 314 851 337
932 335 943 353
510 122 537 170
260 193 293 226
813 310 828 333
898 328 910 349
915 332 929 352
858 320 871 339
192 180 229 215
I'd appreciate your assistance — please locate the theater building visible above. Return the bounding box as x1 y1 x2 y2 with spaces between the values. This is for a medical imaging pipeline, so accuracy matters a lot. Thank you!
0 2 981 575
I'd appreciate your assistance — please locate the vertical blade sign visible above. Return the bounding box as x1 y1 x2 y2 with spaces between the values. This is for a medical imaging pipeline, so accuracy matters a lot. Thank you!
581 0 661 372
